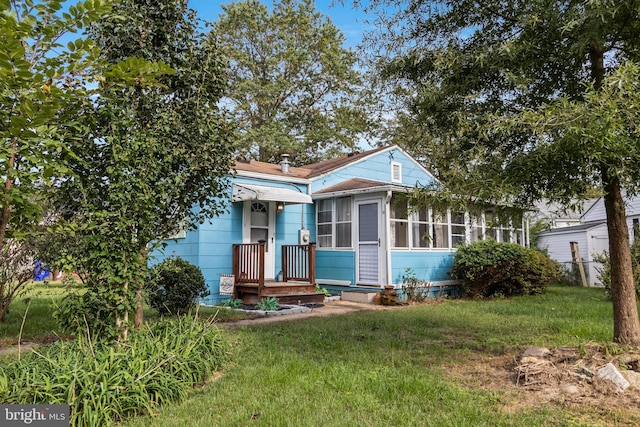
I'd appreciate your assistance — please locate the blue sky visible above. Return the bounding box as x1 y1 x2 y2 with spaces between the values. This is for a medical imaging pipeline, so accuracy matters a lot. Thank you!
187 0 373 48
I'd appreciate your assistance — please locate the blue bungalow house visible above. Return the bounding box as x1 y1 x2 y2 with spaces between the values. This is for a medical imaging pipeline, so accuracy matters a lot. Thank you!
156 145 527 304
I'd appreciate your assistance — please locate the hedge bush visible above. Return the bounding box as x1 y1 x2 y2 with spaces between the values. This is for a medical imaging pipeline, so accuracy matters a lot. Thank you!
450 240 562 298
147 257 209 315
0 315 229 427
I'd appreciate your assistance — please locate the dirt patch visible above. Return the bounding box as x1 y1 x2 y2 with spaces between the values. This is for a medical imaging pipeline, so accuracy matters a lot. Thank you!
453 344 640 423
0 335 71 358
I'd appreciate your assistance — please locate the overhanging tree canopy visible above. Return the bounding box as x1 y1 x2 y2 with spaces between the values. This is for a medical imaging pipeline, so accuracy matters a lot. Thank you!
360 0 640 344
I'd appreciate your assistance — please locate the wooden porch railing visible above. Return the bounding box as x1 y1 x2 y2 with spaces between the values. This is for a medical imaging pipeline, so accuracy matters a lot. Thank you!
233 242 265 287
232 242 316 299
282 243 315 284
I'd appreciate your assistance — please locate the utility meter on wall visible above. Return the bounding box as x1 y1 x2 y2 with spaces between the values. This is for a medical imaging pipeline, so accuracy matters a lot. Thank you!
299 229 310 245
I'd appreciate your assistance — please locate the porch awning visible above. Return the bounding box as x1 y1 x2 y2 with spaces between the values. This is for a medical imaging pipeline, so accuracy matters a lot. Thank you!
232 183 312 204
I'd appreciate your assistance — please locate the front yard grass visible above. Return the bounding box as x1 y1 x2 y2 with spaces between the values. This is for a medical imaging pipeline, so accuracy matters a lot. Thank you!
0 282 254 346
123 285 638 427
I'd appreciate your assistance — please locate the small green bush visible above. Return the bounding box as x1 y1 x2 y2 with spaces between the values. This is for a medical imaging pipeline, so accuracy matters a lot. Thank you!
401 268 429 302
257 296 279 311
0 315 229 427
220 298 243 308
147 257 209 315
594 238 640 299
450 240 561 298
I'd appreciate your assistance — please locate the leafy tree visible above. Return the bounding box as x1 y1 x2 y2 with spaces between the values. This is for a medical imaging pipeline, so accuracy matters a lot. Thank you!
360 0 640 344
210 0 374 164
1 0 111 248
1 0 115 319
56 0 234 337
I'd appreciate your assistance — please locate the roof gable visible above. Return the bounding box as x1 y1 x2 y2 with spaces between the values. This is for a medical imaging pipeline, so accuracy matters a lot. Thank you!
231 145 438 192
303 146 389 178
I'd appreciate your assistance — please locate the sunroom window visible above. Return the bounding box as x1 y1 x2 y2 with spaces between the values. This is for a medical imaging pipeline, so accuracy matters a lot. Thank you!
317 199 332 248
335 197 352 248
412 207 430 248
432 209 450 248
316 197 352 248
390 193 409 248
451 212 466 247
470 214 483 243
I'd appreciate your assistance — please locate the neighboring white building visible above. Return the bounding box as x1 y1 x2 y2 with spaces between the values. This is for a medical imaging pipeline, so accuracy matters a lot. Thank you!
536 195 640 286
533 199 598 229
581 196 640 236
537 221 608 286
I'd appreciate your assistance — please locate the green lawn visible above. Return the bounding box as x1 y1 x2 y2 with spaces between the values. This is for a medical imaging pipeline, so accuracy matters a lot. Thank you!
0 282 253 346
122 286 638 427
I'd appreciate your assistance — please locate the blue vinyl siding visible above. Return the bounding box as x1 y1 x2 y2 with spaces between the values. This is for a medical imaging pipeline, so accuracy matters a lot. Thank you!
274 202 313 273
154 178 314 299
390 251 455 284
153 229 200 267
197 201 242 296
311 147 436 192
316 250 356 284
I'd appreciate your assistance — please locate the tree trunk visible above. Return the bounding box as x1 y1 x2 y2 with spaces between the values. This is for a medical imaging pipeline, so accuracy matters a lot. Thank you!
134 248 148 329
602 171 640 345
0 140 17 251
134 287 144 328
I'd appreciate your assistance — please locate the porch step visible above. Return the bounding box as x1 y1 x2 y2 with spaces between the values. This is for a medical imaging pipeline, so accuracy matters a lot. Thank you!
341 290 380 303
271 292 325 305
261 285 316 295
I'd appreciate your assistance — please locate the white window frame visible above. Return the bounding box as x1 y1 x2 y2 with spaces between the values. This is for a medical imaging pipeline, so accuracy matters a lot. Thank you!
316 199 333 248
391 162 402 183
316 196 353 249
390 193 409 248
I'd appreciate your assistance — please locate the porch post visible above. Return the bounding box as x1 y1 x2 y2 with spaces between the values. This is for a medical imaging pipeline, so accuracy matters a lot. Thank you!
232 244 239 299
308 243 316 285
258 241 265 298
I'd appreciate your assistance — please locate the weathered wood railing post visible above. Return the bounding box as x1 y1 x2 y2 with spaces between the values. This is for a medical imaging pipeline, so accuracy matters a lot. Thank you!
257 241 265 298
308 243 316 285
232 244 240 299
281 243 316 284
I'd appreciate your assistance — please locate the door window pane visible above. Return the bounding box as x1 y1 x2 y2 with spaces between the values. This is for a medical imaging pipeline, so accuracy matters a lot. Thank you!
250 202 268 226
359 203 378 241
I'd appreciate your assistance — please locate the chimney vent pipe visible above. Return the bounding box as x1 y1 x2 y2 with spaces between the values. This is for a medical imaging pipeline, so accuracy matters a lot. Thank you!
280 154 290 174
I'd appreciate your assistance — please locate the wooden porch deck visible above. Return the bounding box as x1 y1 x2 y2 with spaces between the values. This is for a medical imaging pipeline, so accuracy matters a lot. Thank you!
232 242 325 305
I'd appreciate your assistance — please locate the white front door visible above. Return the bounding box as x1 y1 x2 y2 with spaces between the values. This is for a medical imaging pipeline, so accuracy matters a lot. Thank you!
356 200 382 285
244 201 276 279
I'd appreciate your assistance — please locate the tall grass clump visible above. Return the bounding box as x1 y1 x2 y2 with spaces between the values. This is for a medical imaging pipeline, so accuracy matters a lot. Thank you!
451 240 563 298
0 315 229 426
